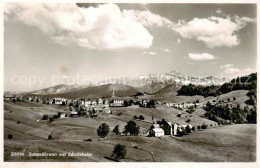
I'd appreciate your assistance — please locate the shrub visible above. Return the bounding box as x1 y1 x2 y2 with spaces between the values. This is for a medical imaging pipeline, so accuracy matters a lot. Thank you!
49 117 54 123
42 114 49 120
97 123 110 138
233 97 236 101
139 115 145 120
48 135 53 140
201 124 207 129
8 134 13 139
111 144 127 161
17 121 20 124
186 125 191 134
113 125 120 135
133 115 138 120
186 119 191 123
147 100 156 108
197 125 201 129
53 115 59 119
192 127 195 132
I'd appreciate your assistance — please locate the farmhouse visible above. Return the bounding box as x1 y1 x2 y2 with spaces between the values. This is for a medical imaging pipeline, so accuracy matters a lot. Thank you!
70 111 78 117
150 128 165 137
58 112 67 118
53 98 66 105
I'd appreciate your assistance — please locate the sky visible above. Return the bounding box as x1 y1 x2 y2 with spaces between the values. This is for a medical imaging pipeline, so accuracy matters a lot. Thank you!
4 3 257 92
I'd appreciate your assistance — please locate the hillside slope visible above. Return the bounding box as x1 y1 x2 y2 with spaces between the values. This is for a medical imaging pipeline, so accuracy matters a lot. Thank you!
25 84 139 99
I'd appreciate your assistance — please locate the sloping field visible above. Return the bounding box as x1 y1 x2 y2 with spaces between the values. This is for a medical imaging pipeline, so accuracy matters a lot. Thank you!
4 101 256 162
200 90 252 108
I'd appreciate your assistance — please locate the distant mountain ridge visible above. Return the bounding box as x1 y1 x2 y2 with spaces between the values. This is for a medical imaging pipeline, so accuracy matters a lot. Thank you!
22 70 238 97
29 84 85 95
25 84 139 99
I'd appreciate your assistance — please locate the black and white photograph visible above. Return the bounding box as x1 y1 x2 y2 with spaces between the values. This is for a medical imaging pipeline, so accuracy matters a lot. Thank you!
1 0 259 167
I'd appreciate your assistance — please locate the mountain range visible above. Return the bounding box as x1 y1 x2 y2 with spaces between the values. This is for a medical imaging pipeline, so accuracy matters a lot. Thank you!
24 70 229 98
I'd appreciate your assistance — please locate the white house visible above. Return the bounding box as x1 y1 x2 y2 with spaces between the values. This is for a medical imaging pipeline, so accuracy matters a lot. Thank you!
58 112 67 118
91 101 97 106
53 98 64 105
97 98 103 105
70 111 78 116
150 128 164 137
84 100 92 107
173 123 179 136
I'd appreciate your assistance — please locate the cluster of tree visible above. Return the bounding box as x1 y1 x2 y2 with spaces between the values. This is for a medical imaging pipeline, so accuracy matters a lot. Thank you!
177 125 192 136
133 115 145 120
245 89 257 106
178 84 220 97
178 73 257 97
123 99 156 108
146 100 156 108
97 120 140 138
186 106 195 114
203 102 257 124
42 113 61 123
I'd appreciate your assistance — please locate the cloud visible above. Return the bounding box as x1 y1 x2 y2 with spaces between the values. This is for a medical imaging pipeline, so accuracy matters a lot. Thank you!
5 3 256 49
188 53 216 61
173 16 256 48
220 64 254 75
124 9 255 49
122 9 172 28
5 3 153 50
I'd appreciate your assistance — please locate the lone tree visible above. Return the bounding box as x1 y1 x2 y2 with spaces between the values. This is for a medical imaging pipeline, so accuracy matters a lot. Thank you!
139 115 145 120
8 134 13 139
113 125 120 135
133 115 138 120
111 144 127 161
48 135 53 140
124 120 139 136
186 125 192 134
97 123 110 138
147 100 156 108
42 114 49 120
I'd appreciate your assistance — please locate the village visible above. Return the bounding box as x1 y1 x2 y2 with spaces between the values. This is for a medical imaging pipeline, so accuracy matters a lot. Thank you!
4 90 203 138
